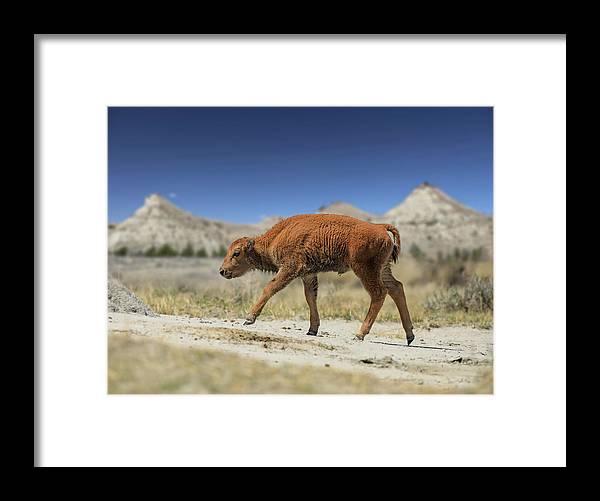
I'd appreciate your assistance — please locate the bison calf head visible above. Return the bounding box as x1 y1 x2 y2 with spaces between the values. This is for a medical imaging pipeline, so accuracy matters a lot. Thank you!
219 237 254 279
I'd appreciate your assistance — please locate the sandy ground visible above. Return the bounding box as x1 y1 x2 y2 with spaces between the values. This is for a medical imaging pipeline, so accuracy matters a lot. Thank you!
109 312 493 392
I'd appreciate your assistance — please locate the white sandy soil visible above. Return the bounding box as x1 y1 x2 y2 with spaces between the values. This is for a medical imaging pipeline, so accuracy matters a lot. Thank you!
109 313 493 392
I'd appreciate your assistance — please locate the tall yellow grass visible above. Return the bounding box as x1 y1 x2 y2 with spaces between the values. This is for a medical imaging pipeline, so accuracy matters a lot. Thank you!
132 258 493 329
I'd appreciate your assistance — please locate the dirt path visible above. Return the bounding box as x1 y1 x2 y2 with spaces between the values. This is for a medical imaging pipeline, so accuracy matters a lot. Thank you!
109 313 493 392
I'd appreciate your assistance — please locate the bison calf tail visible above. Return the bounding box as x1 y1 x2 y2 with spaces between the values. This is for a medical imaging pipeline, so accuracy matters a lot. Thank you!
384 224 401 263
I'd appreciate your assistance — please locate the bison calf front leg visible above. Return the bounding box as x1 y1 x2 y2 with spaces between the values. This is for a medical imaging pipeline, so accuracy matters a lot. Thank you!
244 269 298 325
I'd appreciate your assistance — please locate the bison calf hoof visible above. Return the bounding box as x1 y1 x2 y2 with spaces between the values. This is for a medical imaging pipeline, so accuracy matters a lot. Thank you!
354 334 366 341
406 331 415 346
243 317 256 326
306 330 318 336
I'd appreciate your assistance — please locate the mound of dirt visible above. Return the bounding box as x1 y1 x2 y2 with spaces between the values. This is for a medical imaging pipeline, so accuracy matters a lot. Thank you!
107 193 255 255
108 278 157 316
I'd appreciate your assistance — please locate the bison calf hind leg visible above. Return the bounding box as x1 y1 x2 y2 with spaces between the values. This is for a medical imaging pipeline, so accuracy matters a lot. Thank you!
302 274 320 335
353 267 387 341
382 264 415 345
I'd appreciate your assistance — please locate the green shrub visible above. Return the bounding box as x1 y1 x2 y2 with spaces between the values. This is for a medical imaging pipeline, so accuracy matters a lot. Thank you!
212 245 227 258
424 287 464 312
180 243 194 257
424 276 493 313
409 243 425 261
471 247 484 262
156 244 178 257
196 248 208 258
144 246 157 257
115 246 128 256
447 264 467 286
463 275 493 311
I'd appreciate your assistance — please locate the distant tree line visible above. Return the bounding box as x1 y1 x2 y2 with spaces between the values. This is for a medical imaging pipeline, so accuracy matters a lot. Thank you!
407 243 487 263
114 243 486 262
437 246 486 263
112 243 228 258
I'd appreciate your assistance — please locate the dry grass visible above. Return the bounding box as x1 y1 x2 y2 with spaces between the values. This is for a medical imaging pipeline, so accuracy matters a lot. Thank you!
108 332 492 394
130 258 493 329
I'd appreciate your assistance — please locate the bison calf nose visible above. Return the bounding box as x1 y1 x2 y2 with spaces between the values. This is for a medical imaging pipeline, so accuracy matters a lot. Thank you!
219 268 225 276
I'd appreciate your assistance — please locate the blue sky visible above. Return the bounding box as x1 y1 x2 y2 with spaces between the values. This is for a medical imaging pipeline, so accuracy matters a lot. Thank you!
108 107 493 224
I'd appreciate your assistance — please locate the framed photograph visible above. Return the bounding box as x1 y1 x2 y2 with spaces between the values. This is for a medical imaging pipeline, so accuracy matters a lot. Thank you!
107 106 494 395
35 35 566 467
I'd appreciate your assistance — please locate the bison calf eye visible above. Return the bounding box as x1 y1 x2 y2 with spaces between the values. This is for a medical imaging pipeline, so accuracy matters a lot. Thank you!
233 251 240 257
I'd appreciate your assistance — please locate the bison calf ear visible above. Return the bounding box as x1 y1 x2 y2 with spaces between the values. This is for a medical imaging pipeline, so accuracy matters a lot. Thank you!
246 238 255 251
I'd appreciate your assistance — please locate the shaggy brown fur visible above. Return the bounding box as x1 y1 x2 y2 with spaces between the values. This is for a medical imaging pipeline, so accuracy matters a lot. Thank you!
219 214 414 344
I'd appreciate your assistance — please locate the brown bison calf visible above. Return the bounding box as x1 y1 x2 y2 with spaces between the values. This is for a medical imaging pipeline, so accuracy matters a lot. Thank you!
219 214 415 344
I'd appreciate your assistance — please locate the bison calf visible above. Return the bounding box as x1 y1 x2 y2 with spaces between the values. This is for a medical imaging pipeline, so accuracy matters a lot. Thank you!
219 214 414 344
